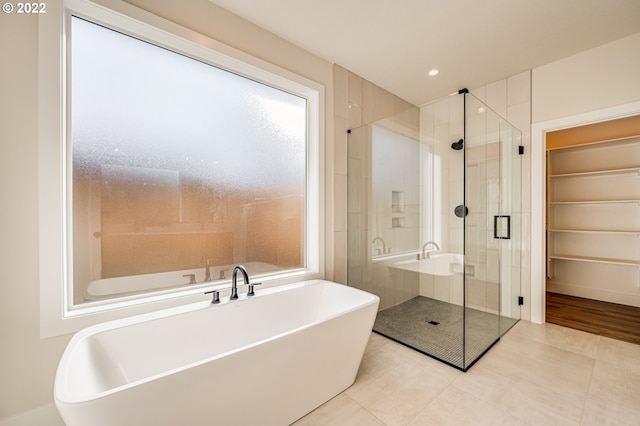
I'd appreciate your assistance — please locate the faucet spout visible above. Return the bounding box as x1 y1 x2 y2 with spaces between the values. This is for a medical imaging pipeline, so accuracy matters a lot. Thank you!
422 241 440 259
372 237 387 255
231 265 249 300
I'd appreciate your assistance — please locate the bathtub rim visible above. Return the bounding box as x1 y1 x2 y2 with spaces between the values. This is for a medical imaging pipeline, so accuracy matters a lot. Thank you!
54 279 379 405
83 261 286 301
389 252 464 276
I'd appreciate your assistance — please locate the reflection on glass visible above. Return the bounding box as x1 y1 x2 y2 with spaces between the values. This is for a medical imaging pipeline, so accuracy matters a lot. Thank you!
371 125 422 257
70 17 307 304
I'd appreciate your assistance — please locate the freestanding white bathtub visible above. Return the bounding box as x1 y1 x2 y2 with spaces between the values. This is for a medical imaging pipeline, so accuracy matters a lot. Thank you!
55 280 379 426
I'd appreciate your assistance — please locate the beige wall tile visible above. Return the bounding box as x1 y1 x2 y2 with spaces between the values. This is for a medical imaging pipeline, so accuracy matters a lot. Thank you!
507 71 531 107
333 230 348 284
333 65 349 120
334 116 349 175
334 174 348 232
485 79 508 118
361 79 376 125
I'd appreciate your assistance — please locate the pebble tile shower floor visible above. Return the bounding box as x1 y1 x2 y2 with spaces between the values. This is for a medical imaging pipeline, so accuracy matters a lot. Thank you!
373 296 518 369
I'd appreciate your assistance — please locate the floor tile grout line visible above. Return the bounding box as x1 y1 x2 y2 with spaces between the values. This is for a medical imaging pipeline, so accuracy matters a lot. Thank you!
578 343 599 426
403 383 451 426
451 354 587 424
343 391 389 426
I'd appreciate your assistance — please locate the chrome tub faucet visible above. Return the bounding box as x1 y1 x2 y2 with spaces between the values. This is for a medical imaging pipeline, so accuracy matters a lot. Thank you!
231 264 261 298
422 241 440 259
205 265 261 303
230 265 248 300
372 237 387 255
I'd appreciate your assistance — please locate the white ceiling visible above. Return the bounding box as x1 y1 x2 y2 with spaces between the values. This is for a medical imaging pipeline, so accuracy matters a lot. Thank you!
207 0 640 106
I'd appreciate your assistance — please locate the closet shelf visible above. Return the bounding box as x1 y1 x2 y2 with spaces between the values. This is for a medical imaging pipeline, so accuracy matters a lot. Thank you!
549 255 640 267
549 200 640 205
546 120 640 307
549 229 640 235
549 167 640 178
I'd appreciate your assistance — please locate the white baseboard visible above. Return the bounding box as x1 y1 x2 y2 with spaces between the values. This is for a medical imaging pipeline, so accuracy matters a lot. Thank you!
0 404 65 426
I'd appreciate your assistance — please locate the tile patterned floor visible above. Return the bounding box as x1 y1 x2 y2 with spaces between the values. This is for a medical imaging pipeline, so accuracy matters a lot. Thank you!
374 296 518 369
293 321 640 425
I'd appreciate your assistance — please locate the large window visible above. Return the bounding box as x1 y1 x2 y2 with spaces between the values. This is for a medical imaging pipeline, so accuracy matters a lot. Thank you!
39 0 323 336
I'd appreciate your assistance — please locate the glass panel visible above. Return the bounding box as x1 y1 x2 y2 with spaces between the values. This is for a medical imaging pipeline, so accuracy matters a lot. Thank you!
463 93 522 369
350 92 521 371
347 109 424 300
463 94 501 369
500 121 523 334
371 125 421 256
70 17 307 305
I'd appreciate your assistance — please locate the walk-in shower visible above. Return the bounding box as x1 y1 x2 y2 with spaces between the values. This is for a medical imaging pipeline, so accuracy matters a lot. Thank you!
347 90 522 371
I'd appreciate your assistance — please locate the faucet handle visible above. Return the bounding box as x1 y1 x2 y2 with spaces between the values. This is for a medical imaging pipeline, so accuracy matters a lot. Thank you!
183 274 197 285
247 282 262 296
204 290 220 304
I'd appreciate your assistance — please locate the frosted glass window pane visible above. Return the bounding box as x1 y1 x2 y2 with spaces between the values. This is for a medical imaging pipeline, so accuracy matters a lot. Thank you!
70 17 306 305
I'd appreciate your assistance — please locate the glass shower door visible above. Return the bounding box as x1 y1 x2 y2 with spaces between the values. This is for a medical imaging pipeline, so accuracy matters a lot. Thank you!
463 93 521 369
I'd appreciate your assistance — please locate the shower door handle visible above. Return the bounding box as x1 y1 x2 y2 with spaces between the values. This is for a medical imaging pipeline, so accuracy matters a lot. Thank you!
494 215 511 239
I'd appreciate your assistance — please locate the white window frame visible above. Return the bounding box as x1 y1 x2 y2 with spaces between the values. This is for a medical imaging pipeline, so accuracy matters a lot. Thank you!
38 0 324 338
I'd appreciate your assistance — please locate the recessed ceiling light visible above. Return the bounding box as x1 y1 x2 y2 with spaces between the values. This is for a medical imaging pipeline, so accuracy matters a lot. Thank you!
428 69 439 76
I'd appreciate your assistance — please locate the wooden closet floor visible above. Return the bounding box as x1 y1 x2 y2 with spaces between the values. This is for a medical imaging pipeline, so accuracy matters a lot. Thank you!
546 292 640 345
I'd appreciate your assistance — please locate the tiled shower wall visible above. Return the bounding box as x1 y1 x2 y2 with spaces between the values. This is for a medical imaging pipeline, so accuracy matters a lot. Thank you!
472 72 532 321
332 65 417 285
